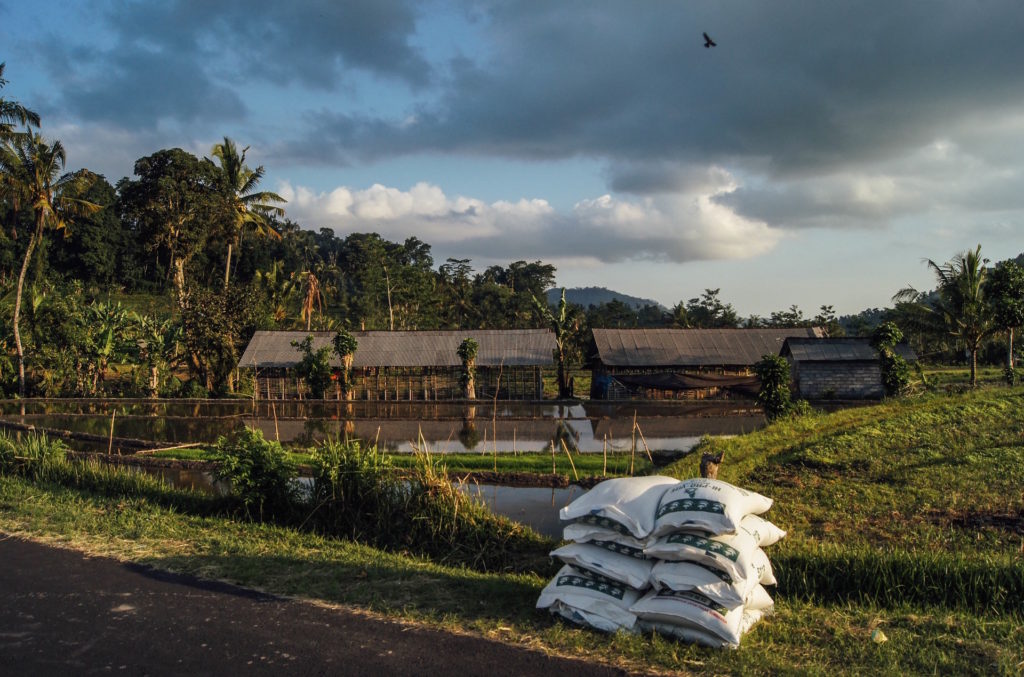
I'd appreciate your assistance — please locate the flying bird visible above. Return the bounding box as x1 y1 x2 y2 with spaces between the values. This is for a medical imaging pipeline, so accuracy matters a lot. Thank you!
703 32 716 48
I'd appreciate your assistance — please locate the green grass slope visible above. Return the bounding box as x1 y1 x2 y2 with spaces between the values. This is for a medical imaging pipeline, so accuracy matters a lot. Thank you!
665 387 1024 612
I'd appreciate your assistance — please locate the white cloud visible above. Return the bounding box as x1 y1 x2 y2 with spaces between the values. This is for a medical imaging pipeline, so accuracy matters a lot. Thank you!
278 170 781 264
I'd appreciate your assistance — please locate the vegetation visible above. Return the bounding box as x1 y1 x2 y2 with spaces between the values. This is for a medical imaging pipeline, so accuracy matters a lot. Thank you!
2 386 1023 674
871 321 911 396
752 354 792 421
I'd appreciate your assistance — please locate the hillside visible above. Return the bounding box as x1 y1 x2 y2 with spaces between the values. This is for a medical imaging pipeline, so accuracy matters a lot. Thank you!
545 286 664 310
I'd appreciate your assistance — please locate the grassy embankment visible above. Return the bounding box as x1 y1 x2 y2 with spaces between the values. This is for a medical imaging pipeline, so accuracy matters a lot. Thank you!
1 384 1022 674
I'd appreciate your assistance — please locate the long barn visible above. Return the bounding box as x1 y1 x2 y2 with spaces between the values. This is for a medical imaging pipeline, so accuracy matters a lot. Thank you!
590 327 824 400
238 329 556 401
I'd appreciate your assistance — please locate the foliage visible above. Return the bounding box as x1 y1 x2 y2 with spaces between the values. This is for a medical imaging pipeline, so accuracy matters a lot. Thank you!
872 321 911 397
533 288 583 397
986 260 1024 373
213 428 298 520
752 354 793 422
457 337 478 397
291 335 333 399
307 437 548 570
0 62 40 140
0 431 66 480
331 329 357 396
896 245 993 386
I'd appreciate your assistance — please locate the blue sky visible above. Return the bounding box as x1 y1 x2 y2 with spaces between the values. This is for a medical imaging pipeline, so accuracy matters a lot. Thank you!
3 0 1024 317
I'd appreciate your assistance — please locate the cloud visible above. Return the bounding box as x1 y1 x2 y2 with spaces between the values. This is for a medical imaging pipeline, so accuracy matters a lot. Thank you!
278 170 780 264
33 0 431 130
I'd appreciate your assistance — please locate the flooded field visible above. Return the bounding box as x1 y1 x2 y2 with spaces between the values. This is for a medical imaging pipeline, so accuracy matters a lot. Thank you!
0 399 765 455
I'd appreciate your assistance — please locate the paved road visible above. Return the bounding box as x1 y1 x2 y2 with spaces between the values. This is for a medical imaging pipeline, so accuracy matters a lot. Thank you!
0 535 630 676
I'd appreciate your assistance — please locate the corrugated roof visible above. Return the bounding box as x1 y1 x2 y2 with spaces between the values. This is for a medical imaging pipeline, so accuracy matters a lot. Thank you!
592 328 824 367
238 330 556 369
783 337 917 363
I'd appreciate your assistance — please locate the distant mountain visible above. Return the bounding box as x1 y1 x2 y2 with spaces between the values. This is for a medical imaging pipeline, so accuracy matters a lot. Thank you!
545 286 665 310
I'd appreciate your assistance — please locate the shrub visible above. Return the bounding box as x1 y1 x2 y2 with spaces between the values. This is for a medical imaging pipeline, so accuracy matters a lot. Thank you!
213 428 299 520
291 335 333 399
872 321 911 397
753 354 793 422
306 437 549 571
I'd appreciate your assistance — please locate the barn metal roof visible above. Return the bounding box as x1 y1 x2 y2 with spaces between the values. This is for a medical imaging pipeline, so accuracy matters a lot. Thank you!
591 328 824 368
238 330 556 369
783 337 918 363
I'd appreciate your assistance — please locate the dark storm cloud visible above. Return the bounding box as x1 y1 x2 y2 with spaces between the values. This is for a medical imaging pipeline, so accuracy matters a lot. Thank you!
39 0 430 128
291 1 1024 179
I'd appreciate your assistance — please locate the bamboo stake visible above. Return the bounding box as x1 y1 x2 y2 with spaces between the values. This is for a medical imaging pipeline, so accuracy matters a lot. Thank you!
630 411 637 475
271 402 279 442
551 441 556 474
107 410 116 455
603 434 608 475
560 438 579 482
634 419 654 463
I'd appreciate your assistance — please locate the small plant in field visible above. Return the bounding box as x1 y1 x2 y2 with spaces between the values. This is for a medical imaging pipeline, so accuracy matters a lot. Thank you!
753 354 793 422
214 428 298 520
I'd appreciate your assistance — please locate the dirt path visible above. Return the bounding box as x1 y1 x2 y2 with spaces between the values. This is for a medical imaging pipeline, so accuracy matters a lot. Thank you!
0 535 631 676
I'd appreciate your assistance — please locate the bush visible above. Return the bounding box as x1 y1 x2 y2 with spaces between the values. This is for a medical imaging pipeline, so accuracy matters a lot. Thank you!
291 335 333 399
307 437 549 571
872 322 911 397
213 428 299 520
753 354 793 422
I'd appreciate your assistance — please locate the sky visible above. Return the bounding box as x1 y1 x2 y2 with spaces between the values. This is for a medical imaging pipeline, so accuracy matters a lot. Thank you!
2 0 1023 317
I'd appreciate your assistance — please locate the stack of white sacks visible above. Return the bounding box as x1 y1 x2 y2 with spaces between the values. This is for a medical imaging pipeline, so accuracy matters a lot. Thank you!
536 475 785 648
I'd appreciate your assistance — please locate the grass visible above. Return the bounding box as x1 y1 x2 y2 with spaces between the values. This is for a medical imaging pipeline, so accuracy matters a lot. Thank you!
150 447 654 479
2 384 1024 673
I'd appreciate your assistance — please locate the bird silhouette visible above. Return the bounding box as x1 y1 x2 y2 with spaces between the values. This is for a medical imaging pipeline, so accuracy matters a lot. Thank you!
703 32 716 48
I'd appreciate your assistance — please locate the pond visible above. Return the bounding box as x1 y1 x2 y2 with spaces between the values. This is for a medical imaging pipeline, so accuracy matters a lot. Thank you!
0 399 764 455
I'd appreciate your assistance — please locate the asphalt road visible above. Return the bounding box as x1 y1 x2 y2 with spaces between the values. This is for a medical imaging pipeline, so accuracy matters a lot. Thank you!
0 535 630 676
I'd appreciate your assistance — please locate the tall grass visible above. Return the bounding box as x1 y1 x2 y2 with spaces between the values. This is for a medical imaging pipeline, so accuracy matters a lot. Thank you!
306 438 551 571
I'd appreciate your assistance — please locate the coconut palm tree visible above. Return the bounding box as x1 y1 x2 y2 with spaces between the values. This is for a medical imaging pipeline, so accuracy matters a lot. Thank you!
0 63 40 140
209 137 286 290
0 130 98 396
895 245 992 387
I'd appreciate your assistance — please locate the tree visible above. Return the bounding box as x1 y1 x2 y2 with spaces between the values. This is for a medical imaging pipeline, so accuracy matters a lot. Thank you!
0 130 98 396
0 63 40 141
895 245 992 387
116 149 221 306
209 138 286 291
533 288 579 398
986 260 1024 381
331 330 358 399
683 289 739 328
457 338 478 399
871 321 910 397
753 354 792 422
291 335 333 399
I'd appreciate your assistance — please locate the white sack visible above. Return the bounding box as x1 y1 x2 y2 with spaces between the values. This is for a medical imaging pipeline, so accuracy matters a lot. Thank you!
562 522 651 549
644 531 776 587
550 541 653 590
652 479 772 537
631 589 748 647
536 565 641 633
649 560 755 608
739 513 787 548
560 476 679 540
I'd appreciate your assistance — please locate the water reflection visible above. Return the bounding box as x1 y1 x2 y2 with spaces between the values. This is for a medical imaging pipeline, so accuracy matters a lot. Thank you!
0 399 763 454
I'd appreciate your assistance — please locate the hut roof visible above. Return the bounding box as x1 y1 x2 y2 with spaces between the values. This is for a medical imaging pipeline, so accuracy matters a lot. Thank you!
782 337 917 363
591 327 824 368
238 330 556 369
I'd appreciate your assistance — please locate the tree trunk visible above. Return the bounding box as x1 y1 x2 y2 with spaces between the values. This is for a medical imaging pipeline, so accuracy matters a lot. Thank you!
13 219 42 398
970 346 978 387
1009 328 1015 371
149 365 160 398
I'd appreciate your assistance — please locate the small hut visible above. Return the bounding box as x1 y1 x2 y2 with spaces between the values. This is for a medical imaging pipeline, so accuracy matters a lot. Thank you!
238 329 556 400
781 337 917 400
590 327 824 400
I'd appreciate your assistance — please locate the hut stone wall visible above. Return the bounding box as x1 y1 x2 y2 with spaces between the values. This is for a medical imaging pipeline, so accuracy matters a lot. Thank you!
793 361 884 399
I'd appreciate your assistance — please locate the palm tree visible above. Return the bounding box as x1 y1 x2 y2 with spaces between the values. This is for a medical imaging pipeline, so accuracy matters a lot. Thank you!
532 288 578 398
0 130 98 396
209 137 286 290
895 245 992 387
0 63 40 140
